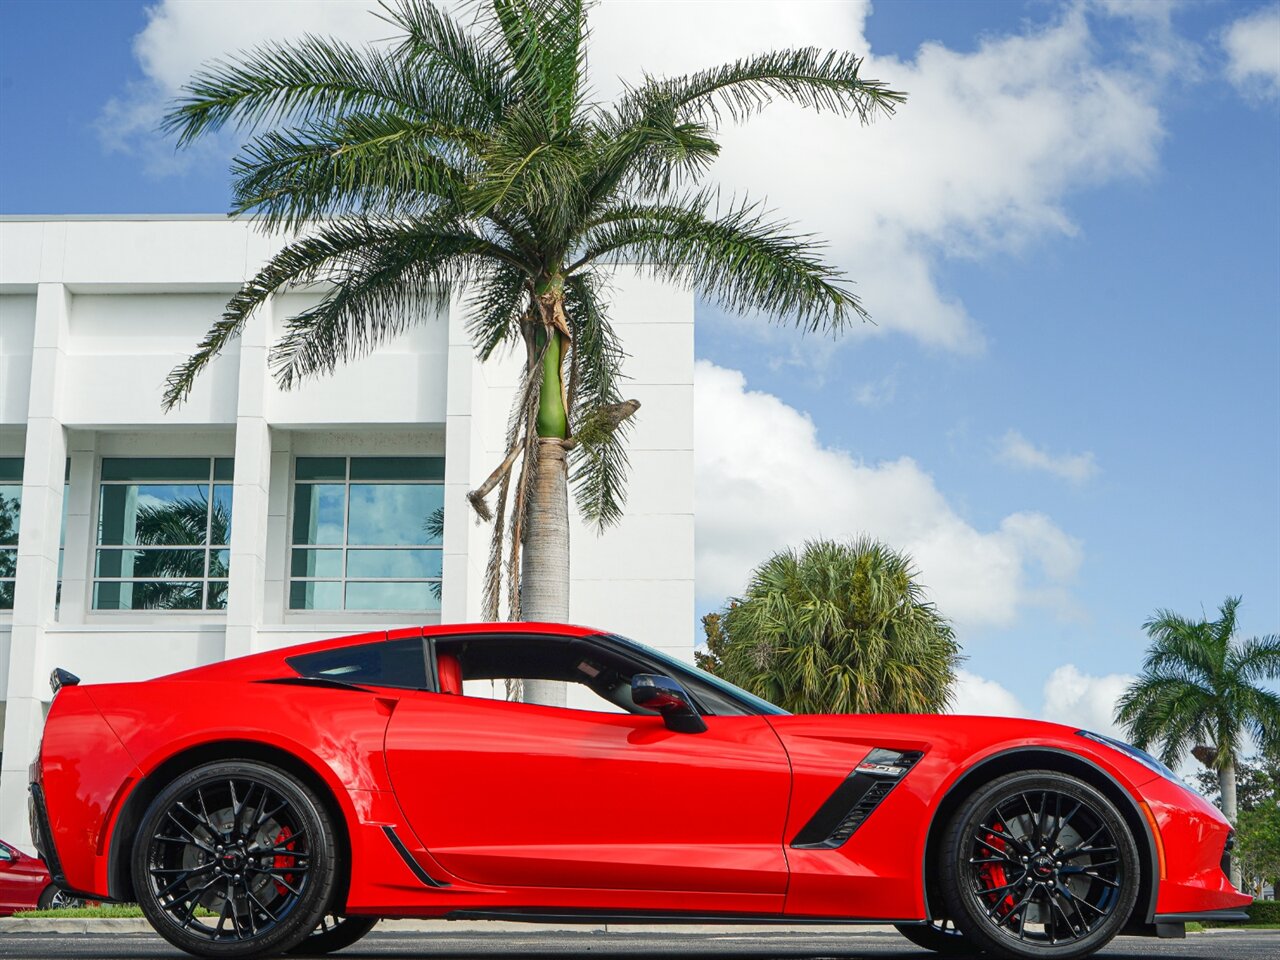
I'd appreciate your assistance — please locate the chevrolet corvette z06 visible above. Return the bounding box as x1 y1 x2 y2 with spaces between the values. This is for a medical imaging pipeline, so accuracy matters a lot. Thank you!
30 622 1248 958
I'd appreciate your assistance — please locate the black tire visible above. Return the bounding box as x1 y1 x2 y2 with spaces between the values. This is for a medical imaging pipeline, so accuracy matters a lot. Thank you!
131 760 338 959
894 918 972 955
287 914 378 955
939 770 1139 960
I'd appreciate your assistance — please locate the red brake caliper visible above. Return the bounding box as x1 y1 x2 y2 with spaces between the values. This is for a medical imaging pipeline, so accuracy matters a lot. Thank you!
271 826 297 897
978 823 1017 923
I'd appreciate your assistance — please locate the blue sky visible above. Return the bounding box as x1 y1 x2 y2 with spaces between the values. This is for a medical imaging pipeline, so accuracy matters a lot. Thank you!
1 0 1277 732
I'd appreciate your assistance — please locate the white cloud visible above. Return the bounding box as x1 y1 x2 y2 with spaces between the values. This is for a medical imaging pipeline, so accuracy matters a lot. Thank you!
695 361 1083 628
590 1 1172 352
1223 4 1280 101
997 429 1099 484
105 0 1175 349
1040 664 1134 738
951 670 1027 717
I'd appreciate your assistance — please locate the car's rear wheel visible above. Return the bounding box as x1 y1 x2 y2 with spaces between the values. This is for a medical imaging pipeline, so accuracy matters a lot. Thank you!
132 760 337 959
287 914 378 955
939 770 1139 960
893 917 970 954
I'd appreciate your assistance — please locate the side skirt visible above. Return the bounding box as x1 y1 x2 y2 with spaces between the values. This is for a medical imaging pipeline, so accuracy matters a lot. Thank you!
444 909 925 925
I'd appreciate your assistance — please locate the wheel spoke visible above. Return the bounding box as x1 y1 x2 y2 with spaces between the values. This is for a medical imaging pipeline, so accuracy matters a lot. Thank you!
1058 825 1108 860
248 889 279 926
154 864 215 899
992 809 1031 853
164 813 217 855
973 834 1017 860
1049 801 1083 848
994 888 1035 928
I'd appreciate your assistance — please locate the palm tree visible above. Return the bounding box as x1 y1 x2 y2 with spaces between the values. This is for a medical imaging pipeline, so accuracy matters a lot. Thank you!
707 538 961 714
1116 596 1280 888
158 0 904 704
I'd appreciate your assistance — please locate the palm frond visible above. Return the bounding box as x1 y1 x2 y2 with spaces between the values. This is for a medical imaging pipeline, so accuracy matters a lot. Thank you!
230 113 476 230
563 272 630 528
574 192 861 334
628 47 906 127
486 0 588 127
378 0 512 122
268 224 516 389
162 35 448 146
466 261 532 360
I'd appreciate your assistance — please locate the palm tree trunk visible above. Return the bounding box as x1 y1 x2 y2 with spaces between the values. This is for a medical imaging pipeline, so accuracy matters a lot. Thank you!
520 309 570 707
520 438 569 706
1219 762 1243 890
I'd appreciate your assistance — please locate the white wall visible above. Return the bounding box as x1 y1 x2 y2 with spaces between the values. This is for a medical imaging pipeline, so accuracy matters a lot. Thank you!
0 217 696 850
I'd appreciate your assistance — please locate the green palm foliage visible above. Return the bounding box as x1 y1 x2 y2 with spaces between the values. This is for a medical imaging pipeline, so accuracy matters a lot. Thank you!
157 0 904 619
1116 597 1280 777
710 538 961 714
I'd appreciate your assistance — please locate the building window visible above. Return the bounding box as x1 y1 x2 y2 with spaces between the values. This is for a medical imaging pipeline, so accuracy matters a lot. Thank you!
93 458 233 611
0 458 19 609
290 457 444 612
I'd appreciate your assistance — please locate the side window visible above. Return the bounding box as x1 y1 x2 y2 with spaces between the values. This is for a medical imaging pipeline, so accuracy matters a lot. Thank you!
435 636 640 714
287 637 427 690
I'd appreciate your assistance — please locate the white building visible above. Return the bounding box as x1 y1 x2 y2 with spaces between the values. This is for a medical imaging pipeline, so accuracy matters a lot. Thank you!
0 216 694 849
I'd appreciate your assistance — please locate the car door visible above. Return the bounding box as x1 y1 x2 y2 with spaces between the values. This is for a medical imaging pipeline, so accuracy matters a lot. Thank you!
383 685 792 902
0 843 45 914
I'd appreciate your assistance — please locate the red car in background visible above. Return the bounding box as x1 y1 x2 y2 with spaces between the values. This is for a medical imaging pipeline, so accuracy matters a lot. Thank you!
0 836 75 914
30 622 1249 959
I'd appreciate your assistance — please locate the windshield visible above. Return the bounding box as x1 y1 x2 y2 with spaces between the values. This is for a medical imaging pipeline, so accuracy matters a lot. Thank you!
605 633 790 716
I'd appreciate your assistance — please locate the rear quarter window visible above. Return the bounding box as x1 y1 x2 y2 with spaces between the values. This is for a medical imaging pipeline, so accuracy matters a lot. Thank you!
287 637 427 690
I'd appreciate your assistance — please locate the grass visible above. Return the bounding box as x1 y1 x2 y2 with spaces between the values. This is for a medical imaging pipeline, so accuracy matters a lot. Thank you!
13 904 214 919
13 904 142 919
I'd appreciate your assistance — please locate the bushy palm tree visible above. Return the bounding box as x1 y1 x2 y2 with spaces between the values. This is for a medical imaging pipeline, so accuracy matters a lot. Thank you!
708 538 961 714
158 0 904 703
1116 596 1280 888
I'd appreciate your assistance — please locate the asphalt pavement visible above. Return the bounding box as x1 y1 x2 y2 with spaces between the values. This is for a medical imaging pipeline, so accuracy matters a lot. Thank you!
1 924 1277 960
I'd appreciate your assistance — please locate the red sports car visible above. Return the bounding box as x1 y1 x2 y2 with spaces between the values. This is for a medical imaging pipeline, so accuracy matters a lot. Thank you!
0 836 68 915
31 622 1248 958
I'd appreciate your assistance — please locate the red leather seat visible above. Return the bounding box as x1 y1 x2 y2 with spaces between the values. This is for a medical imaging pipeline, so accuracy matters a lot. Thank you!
437 653 463 695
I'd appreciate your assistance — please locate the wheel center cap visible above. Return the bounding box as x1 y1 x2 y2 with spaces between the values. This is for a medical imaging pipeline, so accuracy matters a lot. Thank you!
221 851 243 870
1032 855 1054 877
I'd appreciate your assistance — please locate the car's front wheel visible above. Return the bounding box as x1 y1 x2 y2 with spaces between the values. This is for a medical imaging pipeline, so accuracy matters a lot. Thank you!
939 770 1140 960
132 760 338 959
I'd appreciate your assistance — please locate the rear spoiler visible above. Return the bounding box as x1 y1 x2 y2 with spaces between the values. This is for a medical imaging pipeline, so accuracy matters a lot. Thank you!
50 668 79 696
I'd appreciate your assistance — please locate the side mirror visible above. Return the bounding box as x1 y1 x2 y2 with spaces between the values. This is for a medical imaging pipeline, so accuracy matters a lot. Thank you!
631 674 707 734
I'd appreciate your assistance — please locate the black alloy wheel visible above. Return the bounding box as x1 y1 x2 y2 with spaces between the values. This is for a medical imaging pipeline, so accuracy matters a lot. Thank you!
940 770 1139 960
893 917 971 955
288 914 379 955
132 760 337 959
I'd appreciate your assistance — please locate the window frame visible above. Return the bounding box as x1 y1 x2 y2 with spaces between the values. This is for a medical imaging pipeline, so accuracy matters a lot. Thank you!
90 456 233 613
287 455 444 615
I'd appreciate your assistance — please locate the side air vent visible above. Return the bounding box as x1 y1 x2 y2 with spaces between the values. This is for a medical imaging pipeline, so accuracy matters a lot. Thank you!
791 749 923 849
1222 830 1235 880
